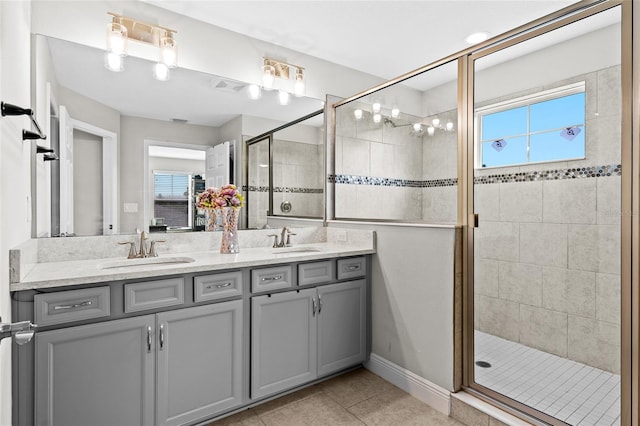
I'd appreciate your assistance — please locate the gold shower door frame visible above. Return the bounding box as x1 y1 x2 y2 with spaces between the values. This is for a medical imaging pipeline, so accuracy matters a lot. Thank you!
461 1 638 425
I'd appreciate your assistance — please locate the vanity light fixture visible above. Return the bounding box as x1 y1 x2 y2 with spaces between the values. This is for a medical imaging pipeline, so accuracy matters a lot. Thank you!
413 123 423 133
258 57 305 101
354 109 363 120
391 105 400 118
427 126 435 136
105 12 178 80
372 102 381 114
373 113 382 124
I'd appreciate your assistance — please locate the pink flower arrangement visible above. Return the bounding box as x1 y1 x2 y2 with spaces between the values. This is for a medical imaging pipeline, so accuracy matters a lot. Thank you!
196 184 245 210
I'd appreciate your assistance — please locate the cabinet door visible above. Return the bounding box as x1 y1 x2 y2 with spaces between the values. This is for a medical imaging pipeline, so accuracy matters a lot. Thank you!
317 280 367 377
35 315 155 426
251 288 317 399
156 300 243 426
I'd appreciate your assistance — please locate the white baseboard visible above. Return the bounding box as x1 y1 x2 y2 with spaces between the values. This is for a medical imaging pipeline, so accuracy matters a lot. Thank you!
364 353 451 415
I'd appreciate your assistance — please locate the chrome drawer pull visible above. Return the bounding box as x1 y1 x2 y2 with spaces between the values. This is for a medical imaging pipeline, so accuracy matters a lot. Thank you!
206 282 232 290
312 297 317 316
159 324 165 350
146 326 152 353
318 295 323 314
345 265 360 271
261 275 283 282
53 300 93 311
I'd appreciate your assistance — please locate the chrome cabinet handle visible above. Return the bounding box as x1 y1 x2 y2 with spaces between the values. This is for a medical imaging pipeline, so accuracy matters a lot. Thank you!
159 324 165 350
312 297 317 316
53 300 92 310
206 282 232 290
318 295 323 314
146 326 152 353
345 265 360 271
262 275 283 282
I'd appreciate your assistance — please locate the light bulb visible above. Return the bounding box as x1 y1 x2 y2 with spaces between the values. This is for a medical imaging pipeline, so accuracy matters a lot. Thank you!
153 62 170 81
432 118 440 127
465 31 490 45
262 64 276 90
160 36 178 68
104 52 124 72
413 123 422 132
372 102 381 114
106 22 127 56
293 69 305 97
427 126 435 136
278 90 290 106
354 109 363 120
446 121 454 131
373 113 381 124
391 106 400 118
248 84 261 100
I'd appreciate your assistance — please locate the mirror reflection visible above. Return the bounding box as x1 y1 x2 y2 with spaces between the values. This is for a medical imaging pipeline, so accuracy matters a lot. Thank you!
33 35 325 237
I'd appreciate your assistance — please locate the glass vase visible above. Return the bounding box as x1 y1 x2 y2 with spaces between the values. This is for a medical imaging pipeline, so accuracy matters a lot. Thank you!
204 208 218 232
220 207 240 254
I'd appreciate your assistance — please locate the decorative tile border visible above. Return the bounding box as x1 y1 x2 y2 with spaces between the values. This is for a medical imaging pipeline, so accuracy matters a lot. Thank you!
474 164 621 185
329 164 621 189
242 185 323 194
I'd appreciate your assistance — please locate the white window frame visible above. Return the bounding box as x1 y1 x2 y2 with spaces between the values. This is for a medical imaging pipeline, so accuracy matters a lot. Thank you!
152 170 194 229
475 81 586 169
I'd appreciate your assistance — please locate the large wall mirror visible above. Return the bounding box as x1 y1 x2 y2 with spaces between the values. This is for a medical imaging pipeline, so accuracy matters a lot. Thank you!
32 35 325 237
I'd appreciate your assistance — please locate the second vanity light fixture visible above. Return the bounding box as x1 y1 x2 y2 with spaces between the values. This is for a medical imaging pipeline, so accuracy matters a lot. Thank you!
248 57 305 105
353 104 454 137
106 12 178 81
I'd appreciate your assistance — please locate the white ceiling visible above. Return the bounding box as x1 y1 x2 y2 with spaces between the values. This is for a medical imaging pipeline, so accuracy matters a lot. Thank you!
145 0 579 82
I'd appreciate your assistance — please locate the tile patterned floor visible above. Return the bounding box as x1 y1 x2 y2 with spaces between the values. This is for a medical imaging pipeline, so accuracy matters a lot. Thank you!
475 331 620 426
208 368 463 426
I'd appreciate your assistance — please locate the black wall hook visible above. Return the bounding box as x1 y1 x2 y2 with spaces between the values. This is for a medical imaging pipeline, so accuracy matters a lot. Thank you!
2 101 47 140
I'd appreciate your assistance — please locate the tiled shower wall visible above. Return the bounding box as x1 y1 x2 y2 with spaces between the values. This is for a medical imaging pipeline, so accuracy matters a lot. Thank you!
334 65 621 373
474 65 621 374
334 106 458 223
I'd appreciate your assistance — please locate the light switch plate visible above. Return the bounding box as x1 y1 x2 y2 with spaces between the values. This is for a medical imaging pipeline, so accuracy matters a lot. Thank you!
123 203 138 213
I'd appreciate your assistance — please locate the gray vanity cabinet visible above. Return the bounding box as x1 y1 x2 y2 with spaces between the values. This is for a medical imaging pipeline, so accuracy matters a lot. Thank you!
317 279 367 377
156 300 243 426
35 315 155 426
251 288 318 399
251 279 367 399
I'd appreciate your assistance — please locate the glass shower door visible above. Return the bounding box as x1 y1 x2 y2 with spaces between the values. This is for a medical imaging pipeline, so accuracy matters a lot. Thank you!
471 5 622 425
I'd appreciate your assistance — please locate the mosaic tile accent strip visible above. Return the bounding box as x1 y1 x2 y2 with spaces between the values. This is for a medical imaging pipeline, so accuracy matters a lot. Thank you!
329 164 621 189
329 174 457 188
242 185 323 194
474 164 622 185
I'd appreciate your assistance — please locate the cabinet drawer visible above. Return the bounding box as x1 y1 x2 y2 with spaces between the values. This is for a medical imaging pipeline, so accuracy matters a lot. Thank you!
251 265 293 293
124 278 184 313
194 271 243 302
298 260 335 286
35 286 110 327
337 257 366 280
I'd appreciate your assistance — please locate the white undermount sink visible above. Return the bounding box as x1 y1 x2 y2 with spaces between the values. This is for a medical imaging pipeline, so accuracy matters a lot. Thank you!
272 247 322 254
98 256 195 270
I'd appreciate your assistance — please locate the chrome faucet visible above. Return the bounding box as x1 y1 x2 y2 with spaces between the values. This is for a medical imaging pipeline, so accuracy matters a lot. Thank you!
268 226 296 248
118 230 165 258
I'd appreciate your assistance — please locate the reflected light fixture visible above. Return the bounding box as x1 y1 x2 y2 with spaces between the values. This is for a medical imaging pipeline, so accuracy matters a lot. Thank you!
105 12 178 80
391 105 400 118
446 121 454 131
153 62 170 81
465 31 490 44
427 126 435 136
372 102 381 114
413 123 422 133
248 84 262 100
354 109 363 120
105 52 124 72
373 113 382 124
278 90 291 106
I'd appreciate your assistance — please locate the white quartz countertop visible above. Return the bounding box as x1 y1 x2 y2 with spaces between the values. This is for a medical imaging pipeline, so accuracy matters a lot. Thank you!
11 242 375 291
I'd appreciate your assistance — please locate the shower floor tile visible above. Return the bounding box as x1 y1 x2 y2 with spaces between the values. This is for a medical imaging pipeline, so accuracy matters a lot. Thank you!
474 331 620 426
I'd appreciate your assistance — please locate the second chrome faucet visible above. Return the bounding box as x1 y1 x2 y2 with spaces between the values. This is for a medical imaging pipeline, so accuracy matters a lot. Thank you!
268 226 296 248
118 231 165 258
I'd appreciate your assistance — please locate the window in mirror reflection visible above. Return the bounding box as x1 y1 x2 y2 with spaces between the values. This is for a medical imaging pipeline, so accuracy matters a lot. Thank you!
334 60 458 224
153 172 193 230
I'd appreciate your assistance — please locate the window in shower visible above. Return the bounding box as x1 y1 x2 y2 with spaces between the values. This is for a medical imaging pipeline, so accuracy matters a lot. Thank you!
476 83 585 168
